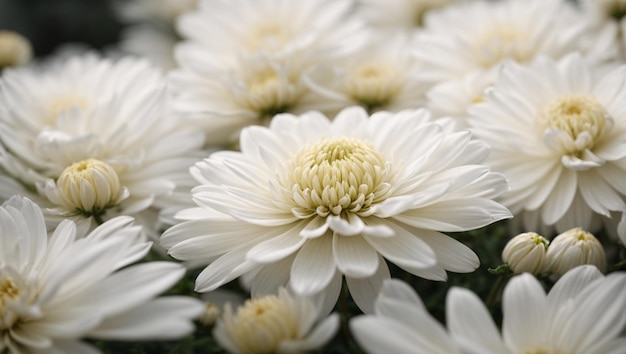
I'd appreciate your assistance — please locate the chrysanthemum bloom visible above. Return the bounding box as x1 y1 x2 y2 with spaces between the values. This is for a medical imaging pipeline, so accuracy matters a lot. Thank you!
162 107 511 312
502 232 550 274
546 227 607 277
468 53 626 233
413 0 590 83
357 0 460 32
351 265 626 353
170 0 366 146
213 288 339 354
0 31 32 70
304 32 430 115
0 54 205 234
0 196 204 353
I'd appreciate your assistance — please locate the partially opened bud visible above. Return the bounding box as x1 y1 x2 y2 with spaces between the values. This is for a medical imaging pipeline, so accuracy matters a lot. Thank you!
546 227 606 277
502 232 550 274
0 30 32 69
44 158 129 216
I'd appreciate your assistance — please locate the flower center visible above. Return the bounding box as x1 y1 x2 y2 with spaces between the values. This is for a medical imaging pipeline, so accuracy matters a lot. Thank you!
288 137 392 218
47 95 89 121
605 0 626 21
522 348 565 354
54 158 124 215
227 295 298 354
0 275 20 330
344 61 401 111
246 23 289 51
473 26 534 68
541 95 608 153
0 30 32 69
241 67 297 119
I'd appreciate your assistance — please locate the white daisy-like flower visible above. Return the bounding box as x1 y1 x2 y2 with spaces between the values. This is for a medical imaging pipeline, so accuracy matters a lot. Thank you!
351 265 626 353
0 195 204 353
213 288 339 354
162 106 511 313
468 53 626 233
0 54 205 234
304 32 430 115
413 0 588 84
502 232 550 275
357 0 461 33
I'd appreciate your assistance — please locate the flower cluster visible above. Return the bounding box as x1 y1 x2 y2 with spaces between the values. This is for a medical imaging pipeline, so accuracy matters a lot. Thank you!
0 0 625 352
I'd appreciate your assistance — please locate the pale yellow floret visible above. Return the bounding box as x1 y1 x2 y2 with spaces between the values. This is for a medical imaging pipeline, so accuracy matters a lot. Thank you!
0 276 20 330
344 61 401 111
55 159 123 215
47 95 89 121
287 137 392 218
522 348 565 354
245 22 289 51
472 27 534 68
0 31 32 69
224 295 298 354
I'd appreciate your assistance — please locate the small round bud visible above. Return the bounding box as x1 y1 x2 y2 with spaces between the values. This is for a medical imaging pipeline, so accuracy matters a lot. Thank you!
0 31 32 69
46 159 128 215
546 227 607 277
502 232 550 274
198 302 221 326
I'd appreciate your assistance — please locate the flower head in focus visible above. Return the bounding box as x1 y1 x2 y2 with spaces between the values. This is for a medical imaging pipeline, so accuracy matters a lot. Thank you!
213 288 339 354
0 195 204 353
162 106 511 313
469 53 626 233
0 54 205 234
351 266 626 353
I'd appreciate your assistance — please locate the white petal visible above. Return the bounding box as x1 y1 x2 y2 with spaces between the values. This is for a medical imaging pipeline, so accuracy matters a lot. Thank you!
502 273 548 352
446 287 507 354
290 236 337 295
364 222 436 270
279 313 340 353
346 256 390 314
376 278 424 310
333 235 379 278
247 224 307 263
417 229 480 273
251 255 294 297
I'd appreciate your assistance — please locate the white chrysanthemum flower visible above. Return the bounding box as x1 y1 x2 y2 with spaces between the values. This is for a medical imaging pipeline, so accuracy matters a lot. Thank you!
502 232 550 274
0 195 204 353
413 0 588 84
0 30 32 70
468 53 626 233
357 0 461 32
546 227 607 277
213 288 339 354
351 266 626 354
0 54 204 234
304 33 430 115
162 106 511 313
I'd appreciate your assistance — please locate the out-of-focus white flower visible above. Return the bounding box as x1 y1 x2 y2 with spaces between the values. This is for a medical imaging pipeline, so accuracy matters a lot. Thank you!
213 288 339 354
0 30 32 69
469 53 626 233
304 32 430 115
580 0 626 59
546 227 607 277
413 0 589 83
115 0 198 69
351 266 626 353
162 106 511 313
0 54 204 235
502 232 550 274
198 289 246 327
171 0 366 145
0 195 204 353
357 0 461 33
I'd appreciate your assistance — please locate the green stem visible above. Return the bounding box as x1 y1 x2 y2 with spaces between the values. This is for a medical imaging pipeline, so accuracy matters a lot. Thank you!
486 274 508 310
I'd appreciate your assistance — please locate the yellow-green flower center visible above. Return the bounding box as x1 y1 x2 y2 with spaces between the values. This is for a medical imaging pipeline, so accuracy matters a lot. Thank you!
473 27 534 68
56 158 123 215
345 61 401 111
541 95 607 152
0 276 20 330
225 295 297 354
288 137 392 218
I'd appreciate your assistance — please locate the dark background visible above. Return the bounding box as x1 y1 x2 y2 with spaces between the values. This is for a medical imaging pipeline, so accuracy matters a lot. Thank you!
0 0 124 58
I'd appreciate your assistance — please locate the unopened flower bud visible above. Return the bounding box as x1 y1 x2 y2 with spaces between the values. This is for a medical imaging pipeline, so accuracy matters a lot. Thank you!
0 31 32 69
502 232 550 274
46 159 128 215
546 227 606 277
